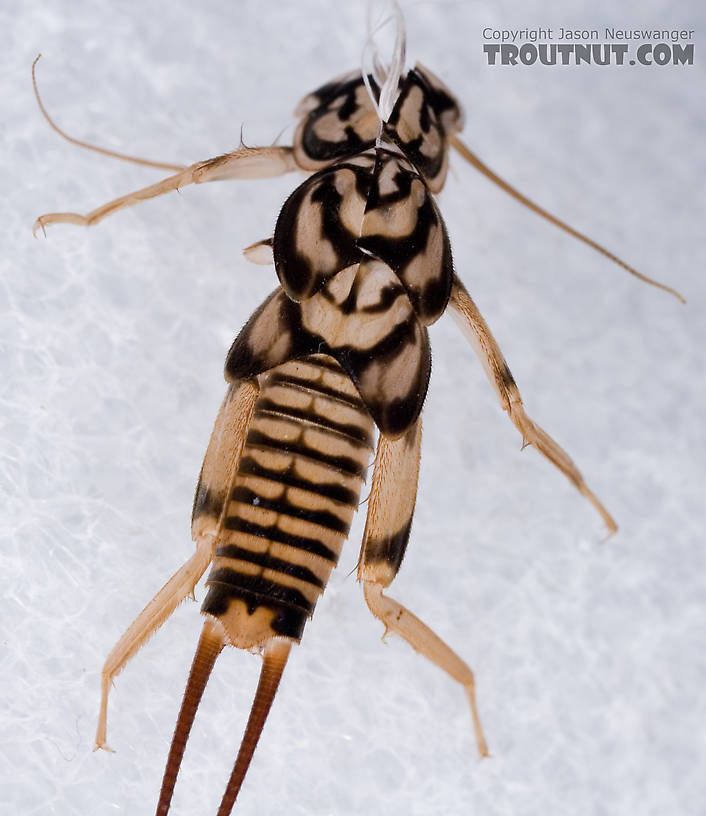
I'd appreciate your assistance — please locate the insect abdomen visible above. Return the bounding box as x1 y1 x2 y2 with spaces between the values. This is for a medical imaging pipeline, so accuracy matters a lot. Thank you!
201 354 375 648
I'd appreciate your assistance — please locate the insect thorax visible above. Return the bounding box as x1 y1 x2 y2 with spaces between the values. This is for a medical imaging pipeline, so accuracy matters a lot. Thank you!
226 65 463 440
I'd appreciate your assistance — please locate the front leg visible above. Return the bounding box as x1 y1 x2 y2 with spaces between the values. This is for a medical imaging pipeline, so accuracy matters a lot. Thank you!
33 146 299 234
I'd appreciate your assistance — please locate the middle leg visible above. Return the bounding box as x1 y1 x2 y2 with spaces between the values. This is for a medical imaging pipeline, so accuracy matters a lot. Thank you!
449 275 616 533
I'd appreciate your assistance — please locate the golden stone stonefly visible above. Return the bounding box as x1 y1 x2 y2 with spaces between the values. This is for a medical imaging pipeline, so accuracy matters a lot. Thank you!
32 9 682 815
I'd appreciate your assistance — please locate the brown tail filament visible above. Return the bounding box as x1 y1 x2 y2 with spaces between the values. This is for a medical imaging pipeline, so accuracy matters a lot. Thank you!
216 639 292 816
155 618 225 816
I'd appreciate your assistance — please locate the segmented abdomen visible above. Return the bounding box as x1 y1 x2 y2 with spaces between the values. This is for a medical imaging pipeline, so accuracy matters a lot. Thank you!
201 354 375 646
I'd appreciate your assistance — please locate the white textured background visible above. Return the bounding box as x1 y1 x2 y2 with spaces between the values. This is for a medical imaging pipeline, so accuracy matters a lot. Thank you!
2 1 705 815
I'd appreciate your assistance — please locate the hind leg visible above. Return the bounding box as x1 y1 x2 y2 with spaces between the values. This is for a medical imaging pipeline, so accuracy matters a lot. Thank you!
96 380 258 750
358 419 489 758
95 537 213 750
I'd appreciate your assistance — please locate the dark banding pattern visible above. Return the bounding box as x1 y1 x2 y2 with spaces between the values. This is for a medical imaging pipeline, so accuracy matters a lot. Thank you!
256 396 375 445
413 63 465 134
359 152 454 326
223 507 339 563
500 363 518 390
238 455 361 508
273 159 372 301
262 133 454 436
293 74 381 169
291 64 464 190
384 70 448 190
202 355 374 644
363 519 414 581
208 569 315 615
230 486 351 535
216 545 326 589
273 148 453 327
266 371 367 410
191 485 226 525
202 577 313 640
245 427 368 479
383 66 464 193
225 271 432 438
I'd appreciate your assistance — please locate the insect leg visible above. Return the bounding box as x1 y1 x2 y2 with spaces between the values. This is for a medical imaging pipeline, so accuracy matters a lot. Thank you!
96 380 259 751
95 536 213 751
358 420 489 759
33 146 299 234
449 275 616 533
